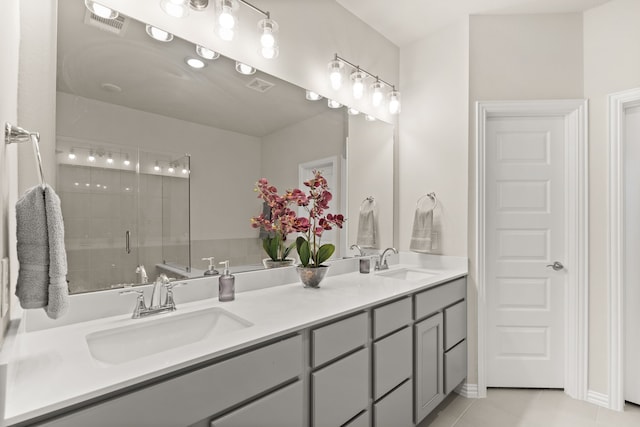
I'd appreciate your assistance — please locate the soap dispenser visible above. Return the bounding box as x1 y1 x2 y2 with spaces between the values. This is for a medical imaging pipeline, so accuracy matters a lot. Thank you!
202 257 219 276
218 260 235 302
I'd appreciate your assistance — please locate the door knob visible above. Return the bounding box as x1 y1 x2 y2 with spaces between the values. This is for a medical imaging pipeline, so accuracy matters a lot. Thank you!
546 261 564 271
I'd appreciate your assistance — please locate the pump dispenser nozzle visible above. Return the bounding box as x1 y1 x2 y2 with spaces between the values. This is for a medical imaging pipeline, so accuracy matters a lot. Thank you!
202 257 219 275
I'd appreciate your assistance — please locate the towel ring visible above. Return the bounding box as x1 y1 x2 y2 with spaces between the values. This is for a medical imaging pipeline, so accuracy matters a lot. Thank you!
416 192 438 211
360 196 376 211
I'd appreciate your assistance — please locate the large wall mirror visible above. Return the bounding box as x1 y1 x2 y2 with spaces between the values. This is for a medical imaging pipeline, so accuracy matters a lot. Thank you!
56 0 394 294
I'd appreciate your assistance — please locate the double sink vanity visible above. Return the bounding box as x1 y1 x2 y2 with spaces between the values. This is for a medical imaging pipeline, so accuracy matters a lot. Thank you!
1 252 468 427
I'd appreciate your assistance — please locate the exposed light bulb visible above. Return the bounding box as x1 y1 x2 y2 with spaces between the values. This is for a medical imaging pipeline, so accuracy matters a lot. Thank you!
328 60 343 90
371 81 384 107
306 90 322 101
160 0 189 18
146 25 174 42
182 167 189 174
388 90 401 115
351 70 365 100
68 150 76 160
258 18 279 59
327 99 342 109
219 4 235 28
196 45 220 60
235 61 256 75
84 1 118 19
216 0 237 41
168 166 175 173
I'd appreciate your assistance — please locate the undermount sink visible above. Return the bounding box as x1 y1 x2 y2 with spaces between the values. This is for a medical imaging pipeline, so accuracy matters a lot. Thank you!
376 267 439 282
86 307 252 365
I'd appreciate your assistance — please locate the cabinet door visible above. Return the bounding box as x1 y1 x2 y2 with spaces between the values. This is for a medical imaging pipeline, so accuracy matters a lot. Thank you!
414 312 444 424
312 348 369 427
210 381 303 427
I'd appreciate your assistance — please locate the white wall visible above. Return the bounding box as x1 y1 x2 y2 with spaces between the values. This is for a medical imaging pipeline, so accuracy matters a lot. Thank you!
584 0 640 397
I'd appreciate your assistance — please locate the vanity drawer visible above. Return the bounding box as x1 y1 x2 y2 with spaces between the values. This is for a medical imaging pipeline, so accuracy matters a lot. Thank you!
312 348 369 427
343 410 370 427
444 340 467 395
414 277 465 320
210 381 303 427
373 327 412 400
444 300 466 351
312 312 368 367
374 379 413 427
373 297 412 339
39 335 303 427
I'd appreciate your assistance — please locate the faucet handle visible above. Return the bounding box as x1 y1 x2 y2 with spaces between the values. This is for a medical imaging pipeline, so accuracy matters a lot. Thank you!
164 282 184 311
119 289 147 318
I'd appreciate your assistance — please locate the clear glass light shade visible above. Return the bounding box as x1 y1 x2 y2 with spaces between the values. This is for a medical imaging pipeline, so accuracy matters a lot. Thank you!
146 25 174 42
351 70 365 100
196 45 220 60
216 0 238 41
327 99 342 109
235 61 256 75
371 81 384 107
85 1 119 19
160 0 190 18
388 90 401 114
328 60 344 90
305 90 322 101
258 18 279 59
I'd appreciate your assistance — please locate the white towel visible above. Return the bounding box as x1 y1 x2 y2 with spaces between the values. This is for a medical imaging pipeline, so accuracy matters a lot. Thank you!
15 185 69 319
410 208 434 253
357 203 378 249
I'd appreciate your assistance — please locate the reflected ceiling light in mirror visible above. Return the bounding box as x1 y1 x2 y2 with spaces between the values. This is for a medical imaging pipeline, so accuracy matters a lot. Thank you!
168 164 176 173
68 149 76 160
306 90 322 101
87 151 96 163
123 155 131 166
351 69 365 100
186 57 206 69
388 89 401 115
145 25 174 42
328 99 342 109
160 0 190 18
182 165 190 174
328 58 344 90
84 0 118 20
258 18 279 59
106 153 114 164
347 107 360 115
371 80 384 107
154 161 162 172
235 61 256 75
196 45 220 60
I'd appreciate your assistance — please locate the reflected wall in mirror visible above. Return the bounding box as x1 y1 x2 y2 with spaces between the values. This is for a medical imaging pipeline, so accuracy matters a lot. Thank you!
56 0 394 293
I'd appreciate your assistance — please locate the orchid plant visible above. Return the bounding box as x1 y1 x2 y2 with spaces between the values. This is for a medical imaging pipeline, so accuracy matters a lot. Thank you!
250 171 344 267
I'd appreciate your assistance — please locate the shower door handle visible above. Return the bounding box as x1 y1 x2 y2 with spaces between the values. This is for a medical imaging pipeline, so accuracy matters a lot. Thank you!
125 230 131 254
546 261 564 271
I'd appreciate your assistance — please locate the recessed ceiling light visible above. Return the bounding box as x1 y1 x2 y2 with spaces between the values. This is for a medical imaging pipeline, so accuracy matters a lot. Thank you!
347 107 360 115
185 57 206 69
145 25 174 42
327 99 342 109
196 45 220 60
235 61 256 75
84 0 118 19
306 90 322 101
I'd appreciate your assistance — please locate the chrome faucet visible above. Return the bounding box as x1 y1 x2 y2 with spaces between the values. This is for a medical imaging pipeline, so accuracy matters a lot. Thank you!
376 247 398 271
136 265 148 284
120 274 182 319
350 244 365 256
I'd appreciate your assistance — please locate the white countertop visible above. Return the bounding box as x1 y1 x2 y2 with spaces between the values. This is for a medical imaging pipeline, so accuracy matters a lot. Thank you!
1 253 467 426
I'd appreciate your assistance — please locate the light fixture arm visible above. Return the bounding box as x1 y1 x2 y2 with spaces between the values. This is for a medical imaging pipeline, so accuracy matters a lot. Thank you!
333 53 398 90
237 0 270 18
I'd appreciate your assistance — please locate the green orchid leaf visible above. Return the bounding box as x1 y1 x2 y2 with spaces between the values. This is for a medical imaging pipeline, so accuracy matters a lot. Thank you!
296 236 310 267
282 241 296 259
316 243 335 266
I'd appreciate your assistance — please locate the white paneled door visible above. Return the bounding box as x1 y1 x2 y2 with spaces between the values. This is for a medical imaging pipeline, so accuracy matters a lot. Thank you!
485 115 567 388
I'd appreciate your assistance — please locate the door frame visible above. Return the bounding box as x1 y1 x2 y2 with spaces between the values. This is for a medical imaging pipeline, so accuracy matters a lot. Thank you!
608 87 640 411
475 100 589 400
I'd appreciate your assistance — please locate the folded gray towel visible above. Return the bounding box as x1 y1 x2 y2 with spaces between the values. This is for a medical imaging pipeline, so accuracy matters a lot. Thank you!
357 202 378 249
410 208 434 253
15 185 69 319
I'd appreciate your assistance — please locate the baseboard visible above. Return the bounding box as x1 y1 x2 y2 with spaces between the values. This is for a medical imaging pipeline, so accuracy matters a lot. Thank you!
586 389 610 408
456 383 479 398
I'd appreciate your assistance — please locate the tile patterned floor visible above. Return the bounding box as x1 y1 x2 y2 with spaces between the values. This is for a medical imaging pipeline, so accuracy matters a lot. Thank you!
417 388 640 427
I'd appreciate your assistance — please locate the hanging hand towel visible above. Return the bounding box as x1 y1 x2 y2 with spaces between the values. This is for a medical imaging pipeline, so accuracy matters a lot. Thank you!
15 185 69 319
409 207 434 253
357 202 379 249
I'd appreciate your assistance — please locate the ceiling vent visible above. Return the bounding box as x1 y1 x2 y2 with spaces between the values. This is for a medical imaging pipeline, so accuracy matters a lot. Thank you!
84 9 129 35
246 78 275 93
